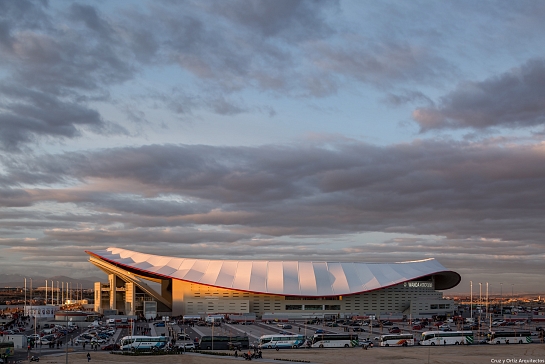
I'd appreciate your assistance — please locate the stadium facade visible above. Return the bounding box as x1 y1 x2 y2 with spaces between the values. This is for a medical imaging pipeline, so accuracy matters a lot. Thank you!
86 248 460 319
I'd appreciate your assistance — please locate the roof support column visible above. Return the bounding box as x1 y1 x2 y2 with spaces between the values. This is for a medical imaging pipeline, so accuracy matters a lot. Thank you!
108 274 117 311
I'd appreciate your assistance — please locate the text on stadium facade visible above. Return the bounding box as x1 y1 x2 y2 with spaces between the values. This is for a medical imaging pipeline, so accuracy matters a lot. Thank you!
404 282 433 288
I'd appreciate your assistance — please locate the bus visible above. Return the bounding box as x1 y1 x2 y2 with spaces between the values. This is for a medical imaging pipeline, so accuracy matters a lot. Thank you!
487 331 532 345
199 335 249 350
119 336 169 351
0 342 14 357
419 331 474 346
379 334 415 347
258 334 306 349
311 334 358 348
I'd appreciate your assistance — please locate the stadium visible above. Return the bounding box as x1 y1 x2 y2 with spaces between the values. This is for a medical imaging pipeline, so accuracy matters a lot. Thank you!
86 247 460 320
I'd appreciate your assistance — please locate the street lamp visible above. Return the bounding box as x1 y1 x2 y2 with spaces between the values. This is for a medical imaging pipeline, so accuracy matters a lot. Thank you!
470 281 473 320
500 283 503 317
24 278 27 316
479 283 482 323
65 317 69 364
486 282 491 332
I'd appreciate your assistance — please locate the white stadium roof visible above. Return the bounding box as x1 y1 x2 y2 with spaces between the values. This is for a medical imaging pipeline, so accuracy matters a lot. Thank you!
86 247 460 297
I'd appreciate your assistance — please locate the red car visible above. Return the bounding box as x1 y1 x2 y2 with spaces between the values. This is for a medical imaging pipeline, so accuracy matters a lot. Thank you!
388 327 401 334
101 343 120 351
412 324 422 330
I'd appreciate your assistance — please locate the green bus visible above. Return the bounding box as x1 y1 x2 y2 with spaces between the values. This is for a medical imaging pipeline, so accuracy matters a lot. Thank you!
199 335 249 350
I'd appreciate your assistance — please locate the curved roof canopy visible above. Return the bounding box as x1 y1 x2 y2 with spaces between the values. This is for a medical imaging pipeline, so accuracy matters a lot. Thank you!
86 247 460 297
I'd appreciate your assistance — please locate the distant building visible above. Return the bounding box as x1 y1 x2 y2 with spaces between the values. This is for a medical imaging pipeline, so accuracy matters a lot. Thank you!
86 247 460 319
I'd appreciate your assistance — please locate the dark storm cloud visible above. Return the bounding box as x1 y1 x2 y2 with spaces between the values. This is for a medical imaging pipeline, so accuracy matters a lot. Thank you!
1 0 335 150
0 188 33 207
413 59 545 131
3 140 545 247
0 84 107 150
0 1 132 150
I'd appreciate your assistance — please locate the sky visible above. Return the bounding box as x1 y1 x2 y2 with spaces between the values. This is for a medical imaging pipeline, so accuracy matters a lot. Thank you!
0 0 544 295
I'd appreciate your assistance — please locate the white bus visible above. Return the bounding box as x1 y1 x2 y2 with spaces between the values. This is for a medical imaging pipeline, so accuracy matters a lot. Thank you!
487 331 532 345
311 334 358 348
379 334 415 347
419 331 474 346
258 334 306 349
119 336 169 351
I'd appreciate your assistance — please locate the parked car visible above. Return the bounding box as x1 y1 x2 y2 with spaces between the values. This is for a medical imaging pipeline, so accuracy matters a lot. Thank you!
101 343 120 351
281 324 292 329
388 327 401 334
315 329 325 334
74 337 90 344
40 336 55 345
352 327 365 332
177 342 195 351
412 325 422 330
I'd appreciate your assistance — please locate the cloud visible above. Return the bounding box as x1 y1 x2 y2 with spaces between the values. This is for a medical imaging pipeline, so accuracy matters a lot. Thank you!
413 59 545 131
212 0 338 41
311 38 451 89
0 84 111 151
2 140 544 251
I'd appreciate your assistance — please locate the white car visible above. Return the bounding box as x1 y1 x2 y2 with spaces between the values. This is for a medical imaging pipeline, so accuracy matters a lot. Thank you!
75 337 90 344
40 337 54 345
179 342 195 351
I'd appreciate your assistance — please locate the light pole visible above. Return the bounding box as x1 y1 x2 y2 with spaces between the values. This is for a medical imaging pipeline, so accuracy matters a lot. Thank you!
486 282 490 332
24 278 27 316
470 281 473 320
512 284 514 301
500 283 503 317
65 317 69 364
478 283 482 323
